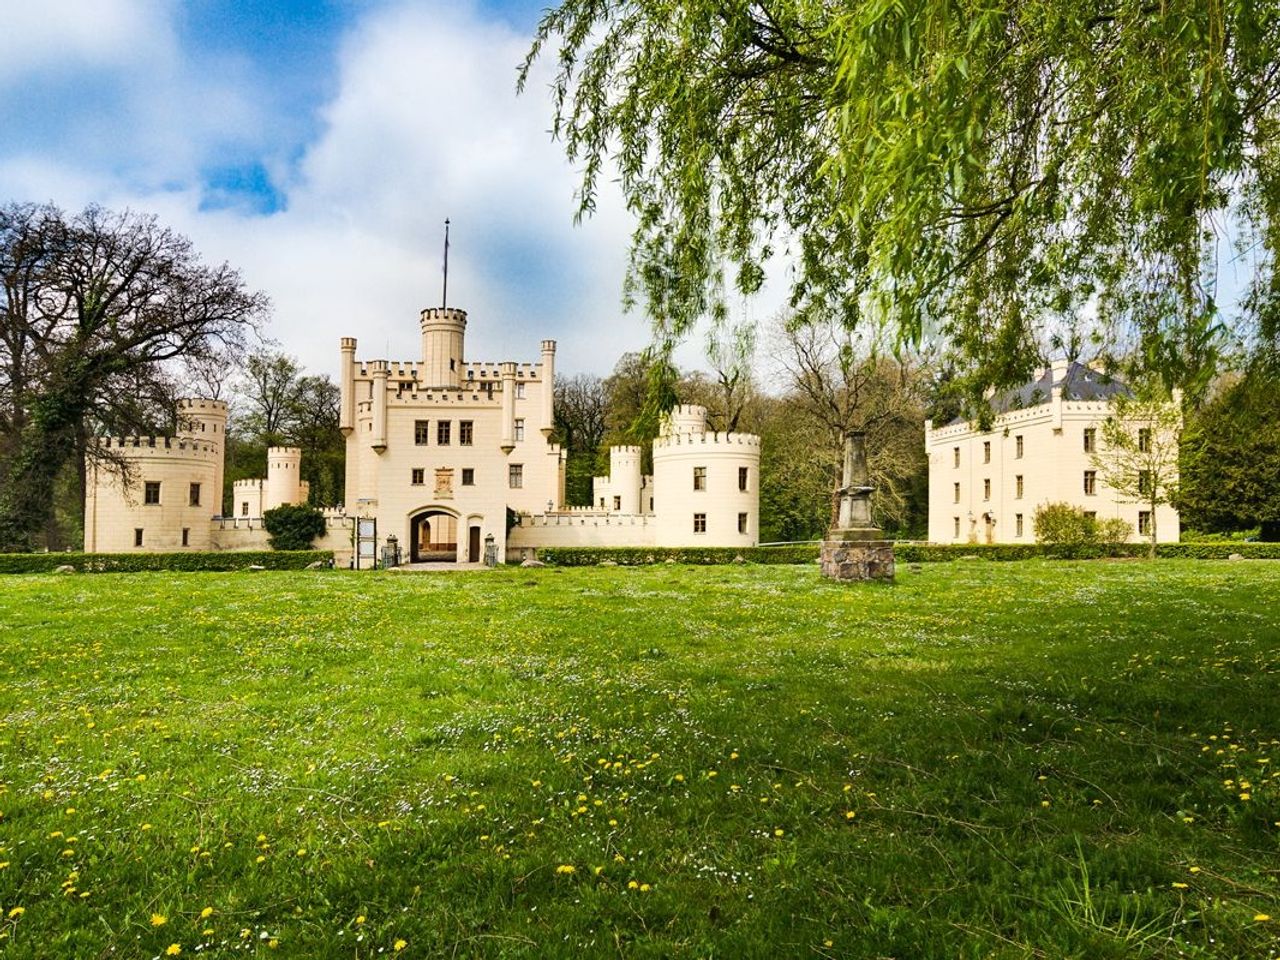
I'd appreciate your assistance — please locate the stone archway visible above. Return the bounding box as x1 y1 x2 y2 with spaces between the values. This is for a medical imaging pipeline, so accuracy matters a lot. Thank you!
409 509 459 562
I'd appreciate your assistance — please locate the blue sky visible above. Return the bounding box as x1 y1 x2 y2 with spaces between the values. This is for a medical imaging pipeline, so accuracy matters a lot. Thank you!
0 0 735 379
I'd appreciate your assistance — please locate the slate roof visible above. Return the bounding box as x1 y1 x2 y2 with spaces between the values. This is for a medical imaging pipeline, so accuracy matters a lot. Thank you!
949 361 1130 425
993 361 1129 413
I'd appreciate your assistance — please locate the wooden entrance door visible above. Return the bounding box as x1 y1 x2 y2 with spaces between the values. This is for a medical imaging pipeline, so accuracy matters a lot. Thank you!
468 525 481 563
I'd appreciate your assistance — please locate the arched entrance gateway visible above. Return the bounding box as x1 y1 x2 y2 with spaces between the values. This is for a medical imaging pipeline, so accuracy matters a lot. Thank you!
409 509 459 563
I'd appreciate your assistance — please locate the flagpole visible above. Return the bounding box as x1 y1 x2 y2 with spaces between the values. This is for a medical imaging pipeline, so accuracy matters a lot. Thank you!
442 218 450 309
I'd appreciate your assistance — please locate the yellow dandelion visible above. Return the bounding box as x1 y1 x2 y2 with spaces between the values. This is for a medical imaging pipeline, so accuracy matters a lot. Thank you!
268 938 279 949
555 864 575 875
151 913 167 927
774 828 785 837
394 939 408 951
1172 882 1188 889
356 916 366 925
845 811 856 820
7 907 24 919
296 848 306 857
674 774 684 783
1256 914 1272 922
639 883 651 892
165 944 181 956
200 907 214 919
628 880 638 890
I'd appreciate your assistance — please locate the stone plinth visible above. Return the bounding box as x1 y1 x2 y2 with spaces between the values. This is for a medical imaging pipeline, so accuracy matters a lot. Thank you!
820 535 895 582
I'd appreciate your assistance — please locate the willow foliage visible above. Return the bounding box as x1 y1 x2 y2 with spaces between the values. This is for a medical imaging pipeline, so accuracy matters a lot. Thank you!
521 0 1280 394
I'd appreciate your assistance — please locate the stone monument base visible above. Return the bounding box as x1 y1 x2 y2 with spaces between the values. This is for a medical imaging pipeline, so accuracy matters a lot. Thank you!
820 536 895 582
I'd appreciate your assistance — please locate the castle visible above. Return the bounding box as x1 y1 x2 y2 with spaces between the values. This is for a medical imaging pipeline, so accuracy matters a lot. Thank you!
83 303 762 565
924 360 1180 544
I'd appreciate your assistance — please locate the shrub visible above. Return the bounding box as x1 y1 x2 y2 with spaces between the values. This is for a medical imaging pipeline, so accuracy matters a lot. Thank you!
1096 517 1132 544
1034 502 1099 545
532 546 818 566
0 551 333 574
263 504 327 551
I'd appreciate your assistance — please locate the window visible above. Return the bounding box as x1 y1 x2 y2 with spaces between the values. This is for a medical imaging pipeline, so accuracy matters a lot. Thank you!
509 464 523 489
1138 510 1152 535
1015 475 1024 499
953 517 961 537
693 466 707 491
983 478 991 500
738 466 749 491
738 512 748 534
649 497 654 511
1015 435 1024 458
953 482 960 503
1083 427 1096 453
1138 428 1151 453
1015 513 1024 538
599 497 605 508
144 481 161 505
1084 470 1097 496
613 496 621 511
953 446 960 468
241 501 249 517
415 420 430 445
189 482 201 507
460 420 473 445
182 528 190 547
411 468 425 485
437 420 451 445
983 441 991 463
134 528 144 547
462 468 474 486
693 513 707 534
515 382 526 399
1138 470 1153 496
514 418 525 442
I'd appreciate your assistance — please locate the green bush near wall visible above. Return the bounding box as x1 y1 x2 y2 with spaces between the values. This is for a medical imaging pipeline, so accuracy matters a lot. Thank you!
532 542 1280 566
533 545 819 566
0 550 333 574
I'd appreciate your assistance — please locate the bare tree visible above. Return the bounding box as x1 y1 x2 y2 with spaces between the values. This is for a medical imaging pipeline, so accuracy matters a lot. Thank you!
770 316 927 531
553 373 609 453
0 203 267 551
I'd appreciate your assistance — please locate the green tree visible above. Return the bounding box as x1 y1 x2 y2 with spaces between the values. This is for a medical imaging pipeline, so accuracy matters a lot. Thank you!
521 1 1279 397
1090 393 1182 557
1179 370 1280 540
0 203 265 551
262 503 327 551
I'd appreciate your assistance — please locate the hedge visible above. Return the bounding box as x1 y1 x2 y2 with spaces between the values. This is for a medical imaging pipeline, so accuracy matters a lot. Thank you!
532 546 818 566
0 550 334 574
529 542 1280 566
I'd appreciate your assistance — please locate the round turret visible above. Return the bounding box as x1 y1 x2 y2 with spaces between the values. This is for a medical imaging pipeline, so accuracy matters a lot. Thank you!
609 445 643 514
662 404 708 437
419 307 467 387
265 447 303 510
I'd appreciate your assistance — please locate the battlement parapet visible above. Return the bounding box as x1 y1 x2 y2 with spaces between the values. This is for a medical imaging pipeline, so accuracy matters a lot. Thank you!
610 445 642 456
96 436 219 458
419 307 468 324
465 361 542 380
233 479 263 489
177 397 228 413
652 431 761 451
383 392 502 407
518 513 652 528
268 446 302 458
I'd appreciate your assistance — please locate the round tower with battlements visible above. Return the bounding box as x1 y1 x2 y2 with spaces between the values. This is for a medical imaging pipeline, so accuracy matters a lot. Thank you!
265 447 304 511
419 307 467 388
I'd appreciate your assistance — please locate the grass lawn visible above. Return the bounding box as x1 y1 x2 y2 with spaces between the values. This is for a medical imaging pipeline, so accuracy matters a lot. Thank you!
0 560 1278 958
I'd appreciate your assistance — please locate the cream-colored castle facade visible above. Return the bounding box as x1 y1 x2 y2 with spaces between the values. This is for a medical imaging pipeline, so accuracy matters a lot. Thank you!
83 303 761 565
924 360 1180 544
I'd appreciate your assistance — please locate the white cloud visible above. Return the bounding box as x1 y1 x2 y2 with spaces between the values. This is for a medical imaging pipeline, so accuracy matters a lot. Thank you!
0 0 170 85
0 0 749 382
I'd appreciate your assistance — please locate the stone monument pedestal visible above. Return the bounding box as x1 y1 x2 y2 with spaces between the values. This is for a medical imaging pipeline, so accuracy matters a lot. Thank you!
820 431 895 582
820 530 895 582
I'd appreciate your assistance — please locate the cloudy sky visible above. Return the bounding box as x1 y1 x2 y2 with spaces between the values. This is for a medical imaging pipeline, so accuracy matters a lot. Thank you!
0 0 770 380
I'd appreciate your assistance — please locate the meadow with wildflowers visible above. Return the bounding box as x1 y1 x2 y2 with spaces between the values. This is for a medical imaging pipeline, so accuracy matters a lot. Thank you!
0 560 1277 958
